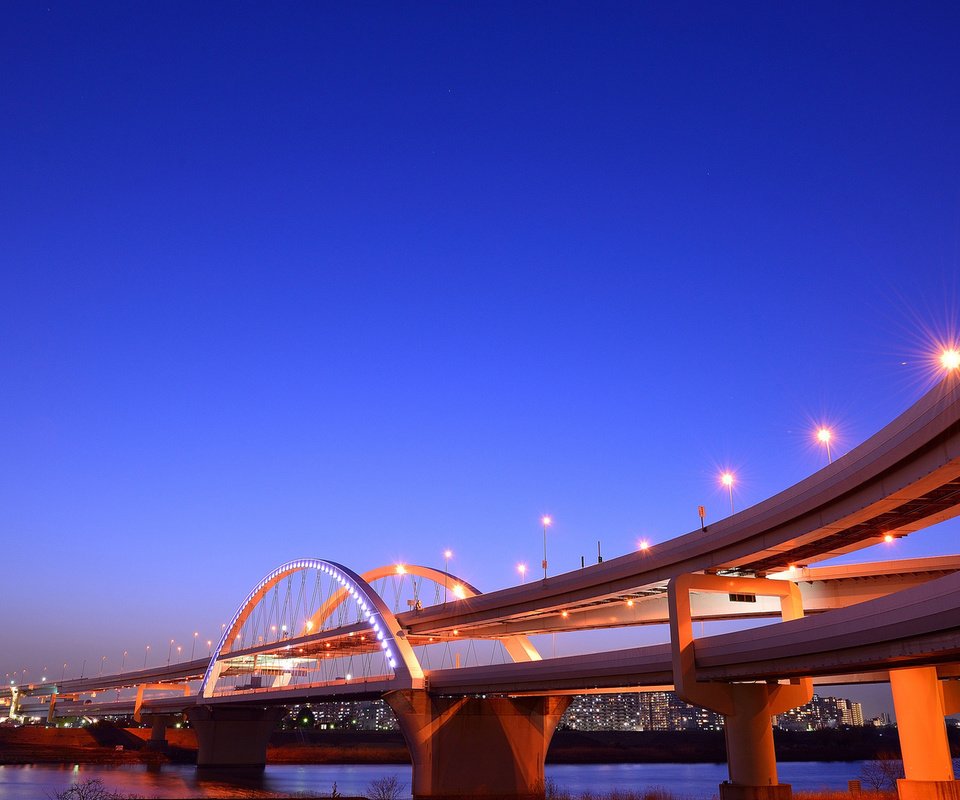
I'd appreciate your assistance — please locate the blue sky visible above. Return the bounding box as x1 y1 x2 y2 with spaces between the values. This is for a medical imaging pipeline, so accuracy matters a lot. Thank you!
2 3 959 718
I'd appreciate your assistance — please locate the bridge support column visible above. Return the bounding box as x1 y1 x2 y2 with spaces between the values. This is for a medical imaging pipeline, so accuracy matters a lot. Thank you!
144 715 175 751
186 705 283 769
385 689 571 799
890 667 960 800
669 573 813 800
7 687 19 720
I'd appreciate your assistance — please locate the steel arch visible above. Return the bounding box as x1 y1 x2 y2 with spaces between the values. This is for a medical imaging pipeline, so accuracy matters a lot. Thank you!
306 563 542 663
199 559 425 698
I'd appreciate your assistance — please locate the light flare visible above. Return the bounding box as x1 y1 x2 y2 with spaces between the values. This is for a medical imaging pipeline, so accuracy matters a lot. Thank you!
941 348 960 371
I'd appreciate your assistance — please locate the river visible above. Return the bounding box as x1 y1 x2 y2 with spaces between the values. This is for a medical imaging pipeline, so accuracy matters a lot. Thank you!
0 762 869 798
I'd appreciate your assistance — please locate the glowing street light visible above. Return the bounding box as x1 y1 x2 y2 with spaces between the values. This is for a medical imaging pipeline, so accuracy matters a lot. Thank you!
98 656 107 678
720 472 735 514
517 563 527 583
176 645 182 663
443 549 452 603
143 645 150 669
638 539 650 551
167 639 174 666
207 640 213 657
120 651 127 674
941 348 960 371
541 515 552 583
816 427 833 464
191 632 199 661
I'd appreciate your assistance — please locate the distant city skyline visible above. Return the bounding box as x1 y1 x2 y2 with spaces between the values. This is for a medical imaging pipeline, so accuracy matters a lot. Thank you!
2 4 960 723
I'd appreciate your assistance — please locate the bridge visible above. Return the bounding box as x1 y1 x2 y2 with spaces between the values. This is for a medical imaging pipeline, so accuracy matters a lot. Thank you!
6 372 960 800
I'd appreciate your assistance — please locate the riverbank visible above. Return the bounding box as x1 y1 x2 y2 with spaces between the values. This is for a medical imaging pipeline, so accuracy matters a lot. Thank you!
2 725 948 767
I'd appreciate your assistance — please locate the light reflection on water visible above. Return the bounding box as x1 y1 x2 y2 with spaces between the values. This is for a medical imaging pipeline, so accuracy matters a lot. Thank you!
0 761 864 799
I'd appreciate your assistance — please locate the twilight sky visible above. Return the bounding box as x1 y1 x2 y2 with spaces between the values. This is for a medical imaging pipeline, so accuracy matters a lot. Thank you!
2 3 959 719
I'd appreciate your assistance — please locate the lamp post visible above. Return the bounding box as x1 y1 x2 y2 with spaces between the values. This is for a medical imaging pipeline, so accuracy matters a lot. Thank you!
817 427 833 464
143 645 150 669
517 563 527 584
541 515 552 583
191 632 198 660
98 657 106 678
120 651 127 674
443 550 452 603
167 639 174 666
720 473 735 514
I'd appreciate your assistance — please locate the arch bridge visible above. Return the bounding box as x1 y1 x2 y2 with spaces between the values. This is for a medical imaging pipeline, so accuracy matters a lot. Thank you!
8 373 960 800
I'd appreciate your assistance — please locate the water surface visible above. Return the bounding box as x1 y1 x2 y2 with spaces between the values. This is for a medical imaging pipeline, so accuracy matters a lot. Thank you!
0 761 866 799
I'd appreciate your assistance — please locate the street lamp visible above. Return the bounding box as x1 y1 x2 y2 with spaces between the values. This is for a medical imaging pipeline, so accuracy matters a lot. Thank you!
941 348 960 371
207 640 212 657
143 645 150 669
176 645 182 663
98 657 107 678
167 639 174 666
816 427 833 464
720 472 735 514
541 515 552 582
120 651 127 674
191 632 198 660
443 549 452 602
517 563 527 584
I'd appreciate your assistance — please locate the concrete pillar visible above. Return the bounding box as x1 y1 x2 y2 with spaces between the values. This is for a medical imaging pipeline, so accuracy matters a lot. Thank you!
668 573 812 800
889 667 960 800
7 687 19 720
186 705 284 768
145 715 173 751
385 689 571 799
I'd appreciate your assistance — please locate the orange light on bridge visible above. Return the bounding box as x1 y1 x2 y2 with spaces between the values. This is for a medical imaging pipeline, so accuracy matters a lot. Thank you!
452 584 466 599
396 564 406 575
941 348 960 371
517 563 527 583
638 539 650 551
883 533 895 543
626 599 635 607
561 610 569 618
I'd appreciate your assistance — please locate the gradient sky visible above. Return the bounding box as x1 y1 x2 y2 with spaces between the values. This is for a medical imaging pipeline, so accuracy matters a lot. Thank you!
2 3 960 719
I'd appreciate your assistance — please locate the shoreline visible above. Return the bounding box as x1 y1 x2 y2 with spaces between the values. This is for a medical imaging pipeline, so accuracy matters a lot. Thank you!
1 726 947 767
